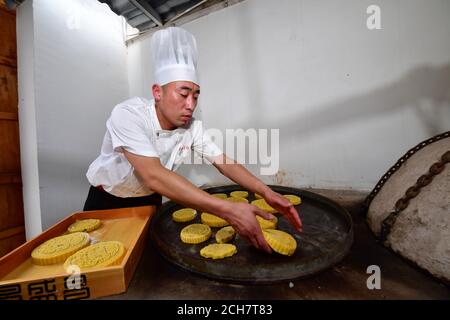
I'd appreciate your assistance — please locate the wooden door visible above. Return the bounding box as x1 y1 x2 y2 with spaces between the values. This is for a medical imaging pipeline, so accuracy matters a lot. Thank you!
0 0 26 257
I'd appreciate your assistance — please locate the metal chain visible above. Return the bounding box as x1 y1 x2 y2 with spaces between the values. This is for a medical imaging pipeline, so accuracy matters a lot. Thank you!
363 131 450 210
378 149 450 243
362 131 450 243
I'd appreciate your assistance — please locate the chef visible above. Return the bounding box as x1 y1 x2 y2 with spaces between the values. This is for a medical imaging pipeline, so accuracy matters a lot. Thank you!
84 27 302 253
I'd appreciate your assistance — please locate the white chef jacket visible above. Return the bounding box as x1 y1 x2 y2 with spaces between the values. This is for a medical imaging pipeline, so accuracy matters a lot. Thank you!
86 97 222 197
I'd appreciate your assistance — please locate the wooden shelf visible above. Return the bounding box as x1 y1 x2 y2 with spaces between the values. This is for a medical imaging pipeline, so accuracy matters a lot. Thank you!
0 112 18 121
0 226 24 240
0 173 21 185
0 56 16 69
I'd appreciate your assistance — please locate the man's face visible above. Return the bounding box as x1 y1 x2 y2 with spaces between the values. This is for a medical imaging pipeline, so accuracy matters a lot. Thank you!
153 81 200 130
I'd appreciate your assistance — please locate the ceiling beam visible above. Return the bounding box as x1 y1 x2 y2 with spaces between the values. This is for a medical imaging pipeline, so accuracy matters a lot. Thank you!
126 0 247 44
166 0 209 24
129 0 163 27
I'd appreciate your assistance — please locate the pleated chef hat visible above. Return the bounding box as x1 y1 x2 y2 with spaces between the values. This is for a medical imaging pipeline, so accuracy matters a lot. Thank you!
151 27 199 86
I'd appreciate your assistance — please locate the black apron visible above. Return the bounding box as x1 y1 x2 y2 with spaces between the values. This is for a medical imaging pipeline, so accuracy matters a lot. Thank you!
83 185 162 211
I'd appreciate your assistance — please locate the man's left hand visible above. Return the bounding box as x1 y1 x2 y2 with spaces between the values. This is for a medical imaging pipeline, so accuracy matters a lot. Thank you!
264 191 303 232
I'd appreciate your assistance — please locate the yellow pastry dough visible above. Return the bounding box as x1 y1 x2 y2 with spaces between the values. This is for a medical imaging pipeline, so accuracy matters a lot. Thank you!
251 199 277 214
200 243 237 259
172 208 197 222
211 193 228 199
263 229 297 256
215 226 236 243
67 219 101 233
230 191 249 199
180 223 212 244
201 212 229 227
64 241 125 270
256 215 278 229
254 193 263 199
226 196 248 203
31 232 90 265
283 194 302 206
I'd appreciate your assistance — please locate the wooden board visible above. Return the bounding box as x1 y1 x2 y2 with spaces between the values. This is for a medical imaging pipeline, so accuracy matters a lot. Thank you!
0 182 24 230
0 64 18 113
0 230 25 258
0 0 23 259
0 4 16 68
0 120 21 173
0 206 155 300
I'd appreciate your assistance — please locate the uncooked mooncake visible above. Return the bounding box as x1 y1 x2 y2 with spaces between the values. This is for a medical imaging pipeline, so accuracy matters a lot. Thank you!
251 199 277 214
200 243 237 259
230 191 249 199
31 232 90 265
211 193 228 199
263 229 297 256
68 219 101 233
64 241 125 270
172 208 197 222
225 196 248 203
215 226 236 243
283 194 302 206
180 223 212 244
256 215 278 229
201 212 229 227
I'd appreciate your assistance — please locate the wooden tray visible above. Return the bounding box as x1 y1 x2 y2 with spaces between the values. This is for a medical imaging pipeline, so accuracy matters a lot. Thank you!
0 206 155 300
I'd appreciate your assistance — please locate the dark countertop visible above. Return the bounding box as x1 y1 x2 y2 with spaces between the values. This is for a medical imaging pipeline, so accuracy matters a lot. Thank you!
105 189 450 300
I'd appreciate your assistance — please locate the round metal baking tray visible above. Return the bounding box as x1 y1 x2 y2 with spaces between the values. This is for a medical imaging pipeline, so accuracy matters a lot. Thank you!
151 185 353 284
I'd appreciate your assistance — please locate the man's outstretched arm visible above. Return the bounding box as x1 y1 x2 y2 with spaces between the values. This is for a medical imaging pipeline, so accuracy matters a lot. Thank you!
212 154 303 232
123 149 275 252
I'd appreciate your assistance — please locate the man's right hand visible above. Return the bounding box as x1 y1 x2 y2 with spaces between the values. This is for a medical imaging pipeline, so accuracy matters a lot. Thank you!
222 202 275 254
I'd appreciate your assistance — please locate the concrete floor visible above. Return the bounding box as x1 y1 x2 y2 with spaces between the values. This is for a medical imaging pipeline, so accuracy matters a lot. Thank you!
106 189 450 300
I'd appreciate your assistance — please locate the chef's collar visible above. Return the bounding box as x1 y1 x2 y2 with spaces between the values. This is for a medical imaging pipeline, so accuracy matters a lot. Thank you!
150 100 187 136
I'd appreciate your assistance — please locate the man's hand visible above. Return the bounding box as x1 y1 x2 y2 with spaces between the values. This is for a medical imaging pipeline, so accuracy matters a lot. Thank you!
211 154 303 233
263 190 303 232
224 202 275 254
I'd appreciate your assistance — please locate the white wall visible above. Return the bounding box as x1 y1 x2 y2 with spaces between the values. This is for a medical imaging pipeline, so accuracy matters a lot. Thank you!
17 0 130 234
127 0 450 191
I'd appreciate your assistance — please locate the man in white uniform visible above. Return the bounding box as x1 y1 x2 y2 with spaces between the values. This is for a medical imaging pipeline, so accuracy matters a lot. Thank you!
85 27 302 253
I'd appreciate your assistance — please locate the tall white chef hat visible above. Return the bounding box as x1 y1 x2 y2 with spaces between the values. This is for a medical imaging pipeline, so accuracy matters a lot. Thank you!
151 27 199 86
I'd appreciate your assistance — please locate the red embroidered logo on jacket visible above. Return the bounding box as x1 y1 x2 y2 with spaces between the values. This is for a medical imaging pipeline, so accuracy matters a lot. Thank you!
178 145 191 154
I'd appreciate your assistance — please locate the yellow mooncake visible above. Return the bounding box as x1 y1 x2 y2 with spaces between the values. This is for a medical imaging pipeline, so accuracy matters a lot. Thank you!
230 191 249 199
201 212 229 227
211 193 228 199
64 241 125 270
32 232 90 265
226 196 248 203
283 194 302 206
263 229 297 256
251 199 277 214
215 226 236 243
172 208 197 222
180 223 212 244
200 243 237 259
68 219 101 233
256 215 278 229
